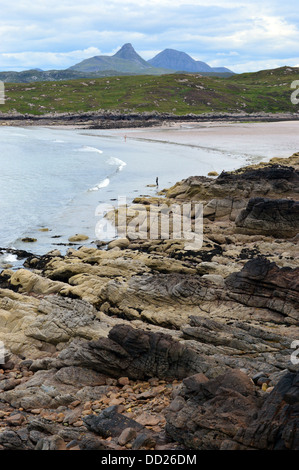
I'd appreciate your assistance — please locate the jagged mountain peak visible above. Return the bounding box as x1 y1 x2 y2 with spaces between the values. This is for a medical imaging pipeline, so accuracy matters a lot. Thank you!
113 43 148 66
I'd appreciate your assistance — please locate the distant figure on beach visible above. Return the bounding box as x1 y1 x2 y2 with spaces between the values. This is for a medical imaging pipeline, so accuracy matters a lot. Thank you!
124 135 127 142
156 177 159 186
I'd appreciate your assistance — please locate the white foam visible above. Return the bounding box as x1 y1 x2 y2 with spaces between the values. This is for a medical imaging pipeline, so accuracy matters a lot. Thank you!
87 157 126 192
107 156 127 171
0 253 18 264
88 178 110 191
78 146 103 154
53 139 65 143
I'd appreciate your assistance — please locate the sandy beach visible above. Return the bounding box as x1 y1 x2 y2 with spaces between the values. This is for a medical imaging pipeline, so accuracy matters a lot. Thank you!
102 120 299 159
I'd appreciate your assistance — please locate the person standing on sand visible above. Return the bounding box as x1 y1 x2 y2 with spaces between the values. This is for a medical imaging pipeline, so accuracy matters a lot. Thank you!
124 135 127 142
156 177 159 186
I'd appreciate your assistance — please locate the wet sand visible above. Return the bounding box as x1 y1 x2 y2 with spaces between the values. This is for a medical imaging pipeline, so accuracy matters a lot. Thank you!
103 120 299 160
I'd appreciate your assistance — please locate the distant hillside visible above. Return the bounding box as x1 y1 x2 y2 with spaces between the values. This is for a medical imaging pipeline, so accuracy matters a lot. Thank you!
1 66 299 116
0 68 135 84
69 43 170 75
148 48 234 75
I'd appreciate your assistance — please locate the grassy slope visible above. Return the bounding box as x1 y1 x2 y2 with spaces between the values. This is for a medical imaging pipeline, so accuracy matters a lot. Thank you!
0 69 136 83
1 66 299 116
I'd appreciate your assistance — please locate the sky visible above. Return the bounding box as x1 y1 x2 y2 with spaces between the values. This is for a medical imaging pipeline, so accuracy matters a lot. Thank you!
0 0 299 73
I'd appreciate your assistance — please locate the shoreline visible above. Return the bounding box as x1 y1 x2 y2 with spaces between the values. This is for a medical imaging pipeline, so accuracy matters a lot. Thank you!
1 114 298 158
98 120 299 156
0 120 298 263
1 111 299 130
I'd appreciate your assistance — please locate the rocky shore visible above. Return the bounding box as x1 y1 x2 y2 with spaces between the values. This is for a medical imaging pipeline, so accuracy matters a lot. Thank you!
1 110 299 129
0 153 298 451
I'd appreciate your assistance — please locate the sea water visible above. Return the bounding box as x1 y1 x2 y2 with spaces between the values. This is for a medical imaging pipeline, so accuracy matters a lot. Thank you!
0 124 295 266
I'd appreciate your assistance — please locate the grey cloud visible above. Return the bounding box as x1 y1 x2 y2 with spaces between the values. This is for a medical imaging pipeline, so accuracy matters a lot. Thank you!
0 0 298 72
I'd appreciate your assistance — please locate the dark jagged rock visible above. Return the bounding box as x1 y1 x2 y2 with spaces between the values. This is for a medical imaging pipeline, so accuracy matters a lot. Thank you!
24 253 63 270
219 164 299 183
56 324 208 380
225 258 299 323
0 247 35 260
79 436 112 450
165 369 259 450
131 433 156 450
0 429 34 450
166 162 299 207
83 406 144 438
166 368 299 450
235 197 299 237
236 370 299 450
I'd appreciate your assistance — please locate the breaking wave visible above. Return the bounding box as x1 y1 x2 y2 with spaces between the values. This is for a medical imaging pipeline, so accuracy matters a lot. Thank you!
77 146 103 154
107 156 127 172
88 156 127 192
89 178 110 191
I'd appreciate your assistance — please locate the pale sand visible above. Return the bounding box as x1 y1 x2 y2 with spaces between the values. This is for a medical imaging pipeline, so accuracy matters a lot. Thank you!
104 120 299 160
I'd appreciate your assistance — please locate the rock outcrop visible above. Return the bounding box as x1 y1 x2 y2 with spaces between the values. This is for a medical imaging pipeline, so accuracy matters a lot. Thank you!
225 257 299 324
235 197 299 237
0 153 298 451
44 324 207 380
166 369 299 450
236 369 299 450
165 161 299 204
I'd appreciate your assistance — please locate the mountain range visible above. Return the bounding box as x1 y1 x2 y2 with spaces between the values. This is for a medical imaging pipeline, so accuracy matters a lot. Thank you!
68 43 169 75
0 43 234 83
70 43 234 75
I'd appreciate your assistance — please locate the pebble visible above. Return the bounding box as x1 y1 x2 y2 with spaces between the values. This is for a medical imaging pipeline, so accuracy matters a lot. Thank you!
30 409 42 414
118 427 137 446
257 377 271 386
70 400 81 408
118 377 130 386
252 372 268 384
72 420 84 427
135 412 161 426
110 398 125 406
6 413 25 426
